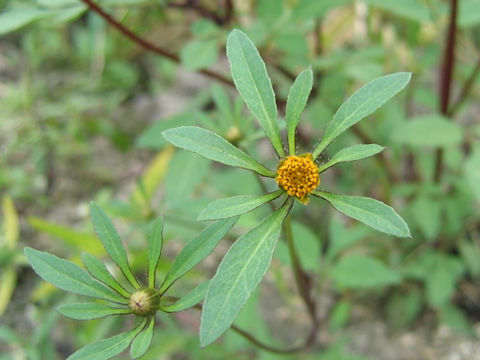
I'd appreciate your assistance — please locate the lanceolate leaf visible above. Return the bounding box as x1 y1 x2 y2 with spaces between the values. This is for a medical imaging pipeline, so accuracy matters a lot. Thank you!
314 191 410 237
24 248 127 304
161 281 209 312
67 320 146 360
162 126 275 177
0 268 16 316
81 253 130 299
286 68 313 155
57 303 131 320
312 72 411 159
226 29 284 157
147 217 163 288
130 318 155 359
200 200 293 346
90 203 140 289
198 190 284 221
332 255 401 289
159 217 238 294
317 144 384 173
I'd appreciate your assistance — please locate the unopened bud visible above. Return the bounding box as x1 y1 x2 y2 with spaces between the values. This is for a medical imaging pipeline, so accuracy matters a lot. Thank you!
129 288 160 316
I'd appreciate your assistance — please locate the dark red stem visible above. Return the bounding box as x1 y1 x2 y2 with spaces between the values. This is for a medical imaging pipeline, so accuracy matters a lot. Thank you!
80 0 233 87
434 0 458 183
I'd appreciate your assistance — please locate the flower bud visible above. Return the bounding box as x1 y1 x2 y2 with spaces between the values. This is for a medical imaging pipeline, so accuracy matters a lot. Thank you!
129 288 160 316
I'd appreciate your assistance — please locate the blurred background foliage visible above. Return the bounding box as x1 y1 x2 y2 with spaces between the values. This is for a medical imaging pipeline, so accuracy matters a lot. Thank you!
0 0 479 359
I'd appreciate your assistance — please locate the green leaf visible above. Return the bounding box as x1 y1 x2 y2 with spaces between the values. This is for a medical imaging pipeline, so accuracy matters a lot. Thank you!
137 111 197 150
159 217 238 294
315 191 410 237
81 253 130 299
90 202 140 289
392 114 463 147
147 217 163 289
332 255 401 289
211 84 235 126
275 221 321 271
200 200 292 346
24 247 127 304
0 268 16 316
130 318 155 359
2 195 19 249
162 281 209 312
292 0 353 20
439 304 474 336
465 145 480 202
180 40 218 71
425 253 464 307
317 144 384 173
226 29 284 157
363 0 430 22
28 216 103 254
57 303 131 320
198 190 284 221
329 299 352 331
410 195 441 240
0 9 49 35
459 0 480 28
286 68 313 155
67 321 145 360
165 150 210 205
312 72 411 159
162 126 275 177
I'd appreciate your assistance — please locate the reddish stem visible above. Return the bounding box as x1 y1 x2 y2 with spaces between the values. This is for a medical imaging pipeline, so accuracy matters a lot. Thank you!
434 0 458 183
80 0 233 87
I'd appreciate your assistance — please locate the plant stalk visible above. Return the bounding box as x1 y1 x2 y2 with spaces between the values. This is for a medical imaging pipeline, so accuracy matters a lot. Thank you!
434 0 458 183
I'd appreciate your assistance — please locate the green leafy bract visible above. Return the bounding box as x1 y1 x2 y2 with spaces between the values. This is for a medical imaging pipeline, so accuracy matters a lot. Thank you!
147 217 163 288
313 72 411 159
81 253 130 298
200 200 292 346
159 217 238 293
317 144 384 173
90 203 140 289
130 319 155 359
286 68 313 155
162 126 275 177
226 29 284 157
315 191 410 237
198 190 284 221
162 281 209 312
67 320 145 360
57 303 131 320
24 248 127 304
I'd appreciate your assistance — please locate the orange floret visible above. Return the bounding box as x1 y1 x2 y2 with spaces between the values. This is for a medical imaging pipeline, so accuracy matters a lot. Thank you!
276 154 320 201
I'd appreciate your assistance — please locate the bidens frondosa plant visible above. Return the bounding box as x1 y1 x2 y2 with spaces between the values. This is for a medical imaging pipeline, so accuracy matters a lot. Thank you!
163 29 411 346
25 203 237 359
25 28 412 359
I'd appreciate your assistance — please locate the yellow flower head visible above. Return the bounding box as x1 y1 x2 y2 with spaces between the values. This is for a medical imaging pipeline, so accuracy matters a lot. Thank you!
276 154 320 202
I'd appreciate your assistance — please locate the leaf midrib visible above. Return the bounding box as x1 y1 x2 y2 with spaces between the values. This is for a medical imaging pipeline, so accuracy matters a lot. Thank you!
167 130 270 174
203 213 283 341
202 191 282 217
33 253 120 302
326 75 406 141
232 33 279 153
321 193 405 235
